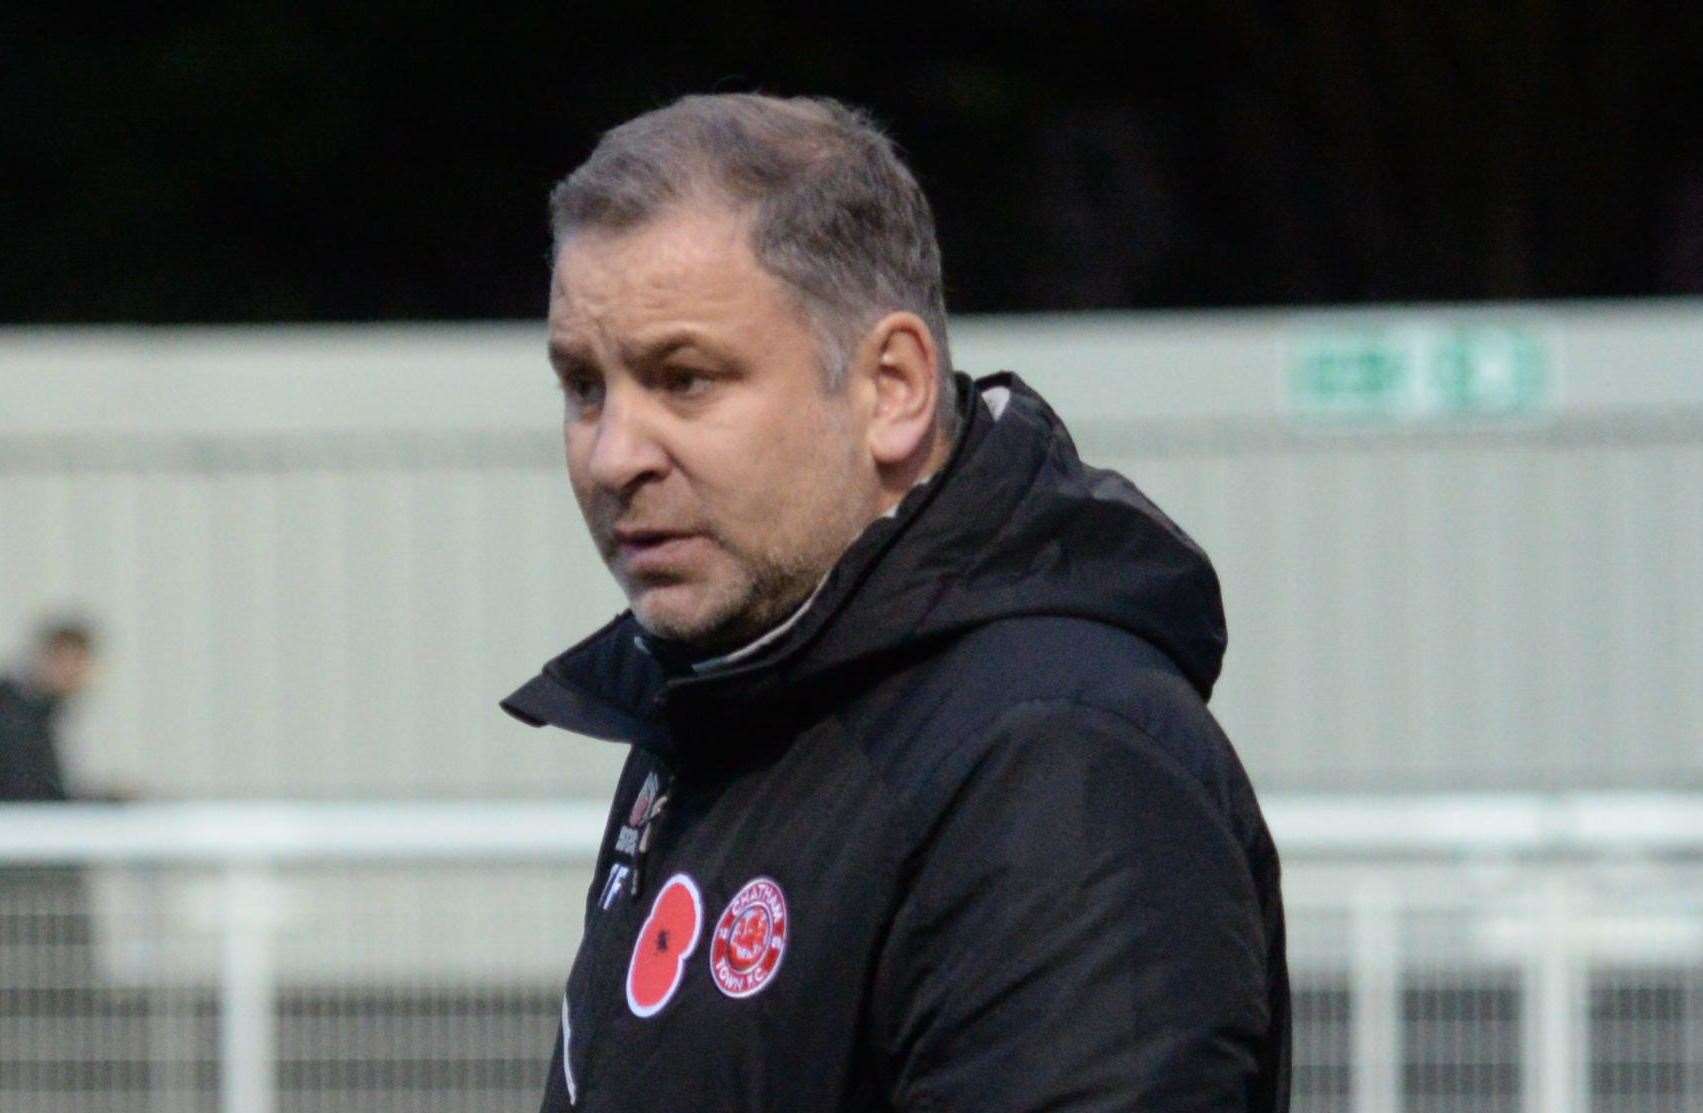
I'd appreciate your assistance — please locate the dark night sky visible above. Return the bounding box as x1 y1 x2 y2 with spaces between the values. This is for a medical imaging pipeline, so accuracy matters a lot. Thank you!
5 3 1702 324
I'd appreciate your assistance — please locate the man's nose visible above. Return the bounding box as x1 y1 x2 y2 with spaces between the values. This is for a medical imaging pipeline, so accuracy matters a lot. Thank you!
584 390 670 493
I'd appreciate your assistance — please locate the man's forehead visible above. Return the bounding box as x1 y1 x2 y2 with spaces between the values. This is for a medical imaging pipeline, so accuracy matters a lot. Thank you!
546 205 805 356
546 279 726 359
552 228 742 327
552 205 753 287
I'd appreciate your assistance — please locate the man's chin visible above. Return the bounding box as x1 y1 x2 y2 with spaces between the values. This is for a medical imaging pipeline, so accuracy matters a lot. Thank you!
630 585 739 650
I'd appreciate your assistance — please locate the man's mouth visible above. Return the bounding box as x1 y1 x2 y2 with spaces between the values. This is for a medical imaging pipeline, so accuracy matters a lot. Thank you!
611 528 705 573
614 526 693 546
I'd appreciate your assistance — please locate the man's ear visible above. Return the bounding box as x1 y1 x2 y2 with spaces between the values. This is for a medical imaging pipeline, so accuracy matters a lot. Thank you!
861 311 941 467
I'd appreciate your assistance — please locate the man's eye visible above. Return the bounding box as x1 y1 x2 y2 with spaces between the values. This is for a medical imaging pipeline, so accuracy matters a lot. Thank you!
660 368 712 396
561 376 604 408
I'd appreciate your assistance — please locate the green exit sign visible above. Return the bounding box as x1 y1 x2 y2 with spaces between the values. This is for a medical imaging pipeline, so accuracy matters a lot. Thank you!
1289 323 1552 422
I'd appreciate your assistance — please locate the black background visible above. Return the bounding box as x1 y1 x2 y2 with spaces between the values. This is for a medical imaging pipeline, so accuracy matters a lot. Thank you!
7 3 1702 323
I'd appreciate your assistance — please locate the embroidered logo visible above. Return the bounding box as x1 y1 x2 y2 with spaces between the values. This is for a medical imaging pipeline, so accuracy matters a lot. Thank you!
628 772 660 828
615 772 662 857
626 873 701 1018
709 877 788 999
599 864 631 911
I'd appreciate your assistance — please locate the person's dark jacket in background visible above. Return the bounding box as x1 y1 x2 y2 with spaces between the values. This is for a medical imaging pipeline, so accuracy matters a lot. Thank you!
505 372 1291 1111
0 675 97 976
0 675 70 802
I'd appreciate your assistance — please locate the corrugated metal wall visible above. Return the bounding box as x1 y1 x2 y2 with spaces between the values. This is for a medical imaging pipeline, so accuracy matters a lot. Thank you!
1093 418 1703 790
0 438 626 798
2 306 1698 798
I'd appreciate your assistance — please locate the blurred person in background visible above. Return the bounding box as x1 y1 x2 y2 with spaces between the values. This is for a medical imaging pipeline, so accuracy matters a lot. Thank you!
1 619 106 988
505 93 1287 1112
0 618 98 803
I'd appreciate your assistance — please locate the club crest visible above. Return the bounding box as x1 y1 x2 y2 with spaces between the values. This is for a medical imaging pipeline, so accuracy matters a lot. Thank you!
710 877 788 999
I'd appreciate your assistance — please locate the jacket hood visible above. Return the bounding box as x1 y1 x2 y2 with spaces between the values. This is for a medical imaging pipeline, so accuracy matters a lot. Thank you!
503 372 1226 742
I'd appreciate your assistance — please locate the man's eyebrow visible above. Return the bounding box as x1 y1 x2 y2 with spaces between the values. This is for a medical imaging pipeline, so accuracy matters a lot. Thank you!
618 330 723 366
546 341 594 373
547 331 727 375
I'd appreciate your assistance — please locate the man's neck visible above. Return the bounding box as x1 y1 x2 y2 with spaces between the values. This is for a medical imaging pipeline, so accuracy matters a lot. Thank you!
688 576 829 674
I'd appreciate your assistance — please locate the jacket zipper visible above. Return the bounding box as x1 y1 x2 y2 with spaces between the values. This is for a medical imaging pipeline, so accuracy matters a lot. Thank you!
573 763 674 1105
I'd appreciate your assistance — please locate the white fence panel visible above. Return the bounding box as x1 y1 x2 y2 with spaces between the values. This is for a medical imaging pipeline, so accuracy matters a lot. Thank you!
4 796 1703 1112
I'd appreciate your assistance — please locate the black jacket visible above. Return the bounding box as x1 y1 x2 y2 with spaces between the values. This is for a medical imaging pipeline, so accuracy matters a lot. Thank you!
503 372 1290 1112
0 675 70 803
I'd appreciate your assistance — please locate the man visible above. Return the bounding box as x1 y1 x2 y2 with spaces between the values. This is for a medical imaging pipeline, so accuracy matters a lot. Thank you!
1 620 97 802
503 94 1289 1111
1 620 101 973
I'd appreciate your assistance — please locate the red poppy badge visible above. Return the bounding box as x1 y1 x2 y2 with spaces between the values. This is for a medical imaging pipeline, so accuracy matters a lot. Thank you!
626 873 702 1018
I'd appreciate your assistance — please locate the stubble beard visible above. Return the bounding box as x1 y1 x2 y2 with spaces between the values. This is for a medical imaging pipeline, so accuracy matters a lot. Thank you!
589 393 877 654
628 518 851 653
606 462 874 653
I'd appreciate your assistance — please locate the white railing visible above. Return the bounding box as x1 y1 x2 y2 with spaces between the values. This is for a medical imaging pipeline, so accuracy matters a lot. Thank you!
0 800 609 864
3 795 1701 1113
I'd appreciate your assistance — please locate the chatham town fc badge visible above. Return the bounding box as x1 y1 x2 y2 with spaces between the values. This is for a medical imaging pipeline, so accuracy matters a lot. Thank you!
626 874 702 1018
710 877 788 998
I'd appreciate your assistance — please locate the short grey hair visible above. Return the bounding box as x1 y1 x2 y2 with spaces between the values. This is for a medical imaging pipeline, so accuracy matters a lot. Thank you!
549 94 957 436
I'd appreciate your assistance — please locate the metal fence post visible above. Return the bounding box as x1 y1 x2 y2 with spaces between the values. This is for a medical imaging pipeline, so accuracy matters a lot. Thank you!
219 865 280 1113
1523 867 1586 1113
1351 874 1402 1113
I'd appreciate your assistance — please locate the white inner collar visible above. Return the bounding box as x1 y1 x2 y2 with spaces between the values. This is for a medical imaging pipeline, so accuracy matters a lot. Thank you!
689 469 937 674
689 575 829 674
